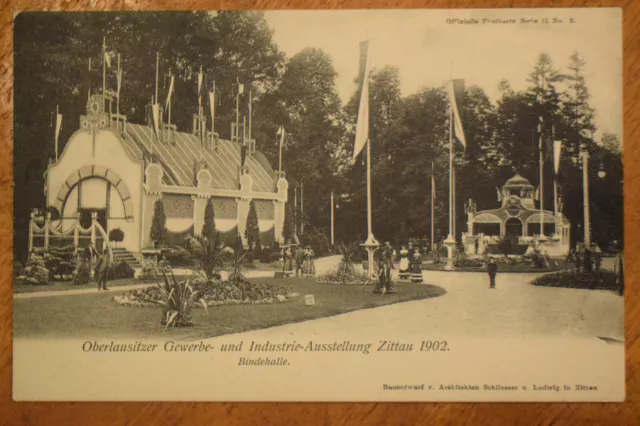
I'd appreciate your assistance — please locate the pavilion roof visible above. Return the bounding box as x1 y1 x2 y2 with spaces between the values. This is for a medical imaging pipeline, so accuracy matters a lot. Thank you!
120 124 277 192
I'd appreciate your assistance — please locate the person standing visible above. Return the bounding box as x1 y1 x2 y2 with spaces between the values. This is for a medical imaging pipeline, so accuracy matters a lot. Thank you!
487 258 498 289
294 245 305 277
398 246 410 280
410 247 423 283
283 246 294 277
94 247 111 291
302 245 316 277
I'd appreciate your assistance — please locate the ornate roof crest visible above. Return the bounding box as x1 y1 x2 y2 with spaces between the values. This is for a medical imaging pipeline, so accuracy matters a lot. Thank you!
80 94 110 130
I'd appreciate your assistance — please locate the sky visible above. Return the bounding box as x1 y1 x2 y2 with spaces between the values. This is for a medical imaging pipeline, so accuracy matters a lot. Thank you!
264 8 623 141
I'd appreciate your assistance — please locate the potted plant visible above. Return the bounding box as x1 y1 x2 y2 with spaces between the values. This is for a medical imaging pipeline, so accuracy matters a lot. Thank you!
109 228 125 248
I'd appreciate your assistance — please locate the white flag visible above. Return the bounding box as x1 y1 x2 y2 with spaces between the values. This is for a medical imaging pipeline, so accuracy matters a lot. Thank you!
238 83 245 95
55 112 62 142
276 126 284 136
554 140 563 175
209 91 215 126
166 75 175 109
197 67 203 98
534 186 540 201
446 79 467 148
152 103 160 138
352 41 370 160
104 48 111 68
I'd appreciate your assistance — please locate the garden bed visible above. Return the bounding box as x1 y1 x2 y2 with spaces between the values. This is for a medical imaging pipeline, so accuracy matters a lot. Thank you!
532 271 621 293
421 262 565 273
113 279 297 308
14 277 447 340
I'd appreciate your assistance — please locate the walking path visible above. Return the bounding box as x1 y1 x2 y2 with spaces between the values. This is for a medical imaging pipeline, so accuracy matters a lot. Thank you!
14 255 623 343
205 261 623 342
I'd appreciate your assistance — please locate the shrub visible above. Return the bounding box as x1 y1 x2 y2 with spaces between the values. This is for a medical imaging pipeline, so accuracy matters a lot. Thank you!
140 259 160 281
109 228 125 247
244 251 255 263
178 235 223 280
24 254 50 285
113 260 135 279
268 251 282 263
228 252 249 283
150 199 167 245
42 246 75 280
335 243 357 284
532 271 618 292
245 200 260 250
73 257 92 285
162 247 194 268
157 272 208 328
201 198 217 241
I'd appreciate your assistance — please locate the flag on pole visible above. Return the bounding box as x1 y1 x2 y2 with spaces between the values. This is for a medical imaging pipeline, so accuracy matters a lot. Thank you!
352 40 370 160
116 67 123 97
554 140 563 175
197 68 203 98
534 186 540 200
431 165 436 203
166 75 175 109
446 79 467 148
103 40 111 68
238 83 245 95
496 187 502 203
537 118 544 151
55 109 62 160
209 90 215 128
151 103 160 139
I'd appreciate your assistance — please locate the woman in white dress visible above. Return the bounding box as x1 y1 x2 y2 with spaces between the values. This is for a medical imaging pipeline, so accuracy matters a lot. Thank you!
398 246 410 280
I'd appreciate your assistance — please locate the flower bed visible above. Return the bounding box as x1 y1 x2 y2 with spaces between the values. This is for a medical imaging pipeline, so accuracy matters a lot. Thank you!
316 270 377 286
113 279 296 308
532 271 620 292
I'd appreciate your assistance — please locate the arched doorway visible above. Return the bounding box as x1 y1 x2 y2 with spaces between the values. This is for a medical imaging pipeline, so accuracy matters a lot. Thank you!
505 217 523 238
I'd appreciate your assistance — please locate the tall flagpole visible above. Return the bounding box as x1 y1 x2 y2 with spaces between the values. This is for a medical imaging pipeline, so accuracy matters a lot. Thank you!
539 121 545 240
55 105 59 161
431 162 435 251
102 37 107 110
443 81 456 270
330 191 335 246
301 181 304 235
155 53 159 106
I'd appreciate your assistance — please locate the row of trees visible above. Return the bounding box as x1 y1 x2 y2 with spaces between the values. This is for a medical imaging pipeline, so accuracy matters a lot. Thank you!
14 12 623 260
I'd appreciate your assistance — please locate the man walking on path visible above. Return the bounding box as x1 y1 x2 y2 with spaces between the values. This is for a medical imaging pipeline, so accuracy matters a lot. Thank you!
487 258 498 289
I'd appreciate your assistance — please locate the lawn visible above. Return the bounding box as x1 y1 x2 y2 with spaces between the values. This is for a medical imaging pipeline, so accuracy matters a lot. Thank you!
13 277 147 294
13 277 446 340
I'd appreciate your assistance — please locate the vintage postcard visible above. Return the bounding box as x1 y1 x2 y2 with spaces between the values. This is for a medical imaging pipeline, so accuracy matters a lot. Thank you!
13 8 624 401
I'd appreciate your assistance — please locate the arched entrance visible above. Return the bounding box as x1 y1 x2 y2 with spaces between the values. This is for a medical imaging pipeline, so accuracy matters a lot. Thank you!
504 217 523 238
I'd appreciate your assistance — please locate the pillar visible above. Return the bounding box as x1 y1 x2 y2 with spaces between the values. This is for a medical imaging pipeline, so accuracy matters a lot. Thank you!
73 212 80 253
90 211 98 248
275 176 288 245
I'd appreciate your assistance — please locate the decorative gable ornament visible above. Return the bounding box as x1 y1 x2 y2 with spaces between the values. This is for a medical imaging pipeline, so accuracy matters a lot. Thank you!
80 94 110 131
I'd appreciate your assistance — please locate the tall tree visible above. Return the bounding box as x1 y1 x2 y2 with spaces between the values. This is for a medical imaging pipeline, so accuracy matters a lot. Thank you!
276 48 345 233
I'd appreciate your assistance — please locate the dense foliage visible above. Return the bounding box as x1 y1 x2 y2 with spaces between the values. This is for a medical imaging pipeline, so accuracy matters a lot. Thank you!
14 12 622 261
201 198 217 241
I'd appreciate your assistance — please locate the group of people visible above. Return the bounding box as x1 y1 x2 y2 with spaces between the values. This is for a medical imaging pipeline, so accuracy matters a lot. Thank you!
397 245 424 283
567 244 603 274
282 245 316 278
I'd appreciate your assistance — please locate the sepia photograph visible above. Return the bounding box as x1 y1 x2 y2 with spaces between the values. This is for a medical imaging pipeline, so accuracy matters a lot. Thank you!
12 8 624 401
